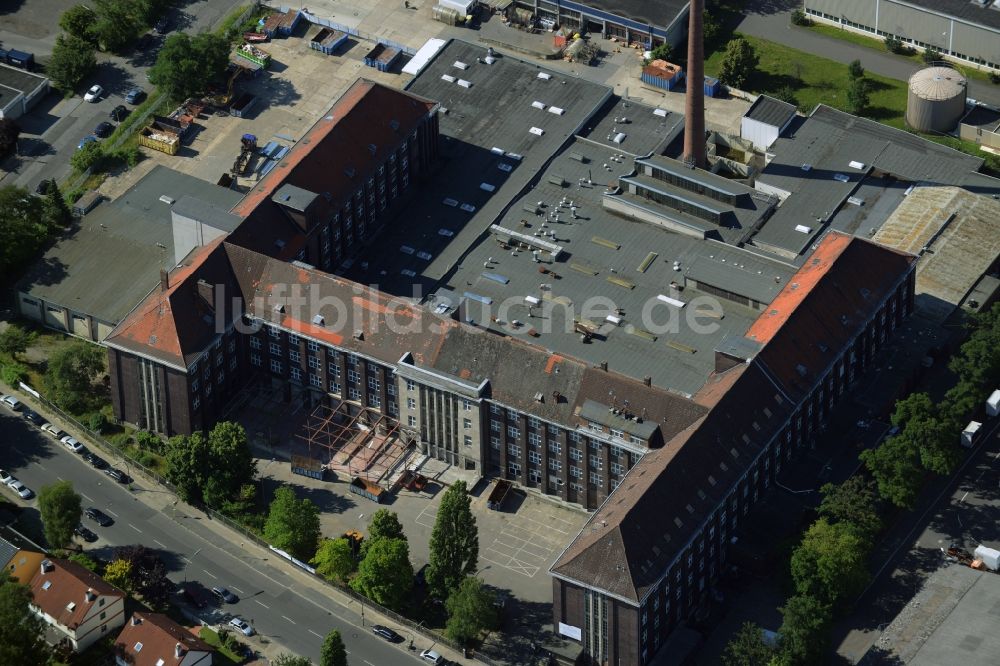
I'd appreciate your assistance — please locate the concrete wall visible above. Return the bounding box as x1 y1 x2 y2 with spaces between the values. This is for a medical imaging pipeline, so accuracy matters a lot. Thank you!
17 291 111 343
960 123 1000 151
740 117 780 151
171 210 229 266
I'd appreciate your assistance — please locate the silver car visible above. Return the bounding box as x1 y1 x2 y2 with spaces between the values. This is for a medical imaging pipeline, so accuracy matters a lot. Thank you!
228 617 254 636
8 480 33 500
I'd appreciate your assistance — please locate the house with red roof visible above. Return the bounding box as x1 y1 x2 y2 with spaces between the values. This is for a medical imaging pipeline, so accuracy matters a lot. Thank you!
29 557 126 652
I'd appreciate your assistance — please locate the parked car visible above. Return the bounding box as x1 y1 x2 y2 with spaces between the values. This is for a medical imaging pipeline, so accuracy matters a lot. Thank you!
74 525 98 543
212 586 238 604
60 435 85 453
41 423 64 439
93 121 114 138
77 135 98 151
22 410 44 426
83 84 103 102
85 507 113 526
228 617 254 636
179 586 207 609
0 469 13 485
34 179 53 195
110 105 128 122
8 480 33 500
105 468 131 484
84 452 108 470
372 625 403 643
125 87 145 104
1 395 23 411
420 649 444 664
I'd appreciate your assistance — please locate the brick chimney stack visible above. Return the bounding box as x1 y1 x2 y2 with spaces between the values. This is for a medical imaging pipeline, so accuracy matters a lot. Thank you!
682 0 706 169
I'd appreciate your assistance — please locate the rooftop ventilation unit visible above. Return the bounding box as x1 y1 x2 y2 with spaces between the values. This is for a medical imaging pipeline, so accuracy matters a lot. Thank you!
312 314 325 325
453 60 468 69
653 108 667 117
529 127 545 136
531 100 546 110
441 74 456 82
848 160 866 169
159 195 175 205
537 72 552 80
548 106 565 115
457 79 472 88
800 163 812 171
794 224 812 233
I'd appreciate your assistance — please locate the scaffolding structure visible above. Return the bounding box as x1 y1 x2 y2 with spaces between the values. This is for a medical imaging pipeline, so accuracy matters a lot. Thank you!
295 398 412 485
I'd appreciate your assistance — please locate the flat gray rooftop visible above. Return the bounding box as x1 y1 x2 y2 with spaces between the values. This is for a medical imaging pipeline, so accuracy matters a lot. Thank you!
0 63 47 96
826 174 910 244
904 0 1000 33
576 96 685 155
436 137 765 397
344 39 612 293
752 104 988 258
19 166 241 328
743 95 797 128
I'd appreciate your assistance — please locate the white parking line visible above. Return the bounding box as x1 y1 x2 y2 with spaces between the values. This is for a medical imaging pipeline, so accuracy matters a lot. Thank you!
81 493 93 502
153 540 167 549
106 509 119 517
231 586 244 594
255 600 269 608
282 615 296 624
308 629 322 638
128 524 142 533
203 570 217 579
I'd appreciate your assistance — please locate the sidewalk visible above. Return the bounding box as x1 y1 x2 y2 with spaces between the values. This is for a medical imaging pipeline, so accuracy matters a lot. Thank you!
737 1 1000 108
0 381 472 666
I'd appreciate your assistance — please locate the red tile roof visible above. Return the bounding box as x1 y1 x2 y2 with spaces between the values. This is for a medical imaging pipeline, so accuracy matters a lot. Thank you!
115 612 213 666
29 559 124 629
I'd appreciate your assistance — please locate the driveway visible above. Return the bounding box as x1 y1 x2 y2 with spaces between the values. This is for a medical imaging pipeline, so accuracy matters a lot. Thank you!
736 0 1000 108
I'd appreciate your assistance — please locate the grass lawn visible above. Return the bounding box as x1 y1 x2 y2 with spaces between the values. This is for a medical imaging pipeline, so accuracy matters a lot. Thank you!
705 33 909 123
199 627 242 665
801 22 998 84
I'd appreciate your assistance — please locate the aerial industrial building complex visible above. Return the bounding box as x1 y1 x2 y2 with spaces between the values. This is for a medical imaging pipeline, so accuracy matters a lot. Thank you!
16 25 1000 665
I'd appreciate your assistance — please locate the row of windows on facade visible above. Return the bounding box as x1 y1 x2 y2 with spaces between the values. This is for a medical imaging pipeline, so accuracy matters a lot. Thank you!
803 8 1000 69
247 353 398 414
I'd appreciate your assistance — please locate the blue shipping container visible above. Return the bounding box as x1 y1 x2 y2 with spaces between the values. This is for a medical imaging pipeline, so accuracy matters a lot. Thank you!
704 77 721 98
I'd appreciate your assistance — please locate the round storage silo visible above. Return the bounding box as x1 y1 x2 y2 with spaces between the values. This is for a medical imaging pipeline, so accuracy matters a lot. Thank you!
905 66 967 133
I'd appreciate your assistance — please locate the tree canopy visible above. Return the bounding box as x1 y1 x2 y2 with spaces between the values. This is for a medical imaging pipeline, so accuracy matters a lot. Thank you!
350 537 413 610
59 5 98 45
38 480 82 549
427 481 479 599
718 38 759 89
264 485 321 561
103 559 135 595
320 628 348 666
312 538 357 584
0 578 50 665
114 545 171 608
790 518 869 607
0 324 37 361
273 654 313 666
48 33 97 94
846 77 870 115
817 476 882 541
777 594 831 665
166 421 256 506
0 185 65 281
43 341 105 414
445 577 497 646
720 621 776 666
361 508 405 558
149 33 230 99
861 434 924 509
91 0 143 53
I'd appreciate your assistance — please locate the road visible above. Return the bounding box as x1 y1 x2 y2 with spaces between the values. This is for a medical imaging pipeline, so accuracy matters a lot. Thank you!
737 0 1000 109
0 406 442 665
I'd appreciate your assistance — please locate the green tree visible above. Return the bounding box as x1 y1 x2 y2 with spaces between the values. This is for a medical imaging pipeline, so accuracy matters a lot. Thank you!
427 481 479 599
817 476 882 540
165 431 211 503
721 621 776 666
648 43 672 63
350 537 413 610
70 140 105 173
68 552 99 572
92 0 142 53
861 434 924 508
771 85 798 107
312 538 357 584
848 59 864 79
0 185 58 279
320 628 348 666
0 118 20 156
703 11 721 48
718 38 759 89
265 485 321 561
203 421 257 507
114 545 171 608
891 392 961 475
37 480 83 549
59 5 98 45
445 577 497 646
0 324 37 361
846 77 870 114
790 519 869 607
777 594 831 665
48 34 97 94
149 32 230 99
950 304 1000 390
43 341 105 414
0 578 50 665
103 558 134 594
43 180 73 227
922 47 941 64
360 508 405 558
884 35 904 54
0 363 28 386
273 655 312 666
790 9 810 26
